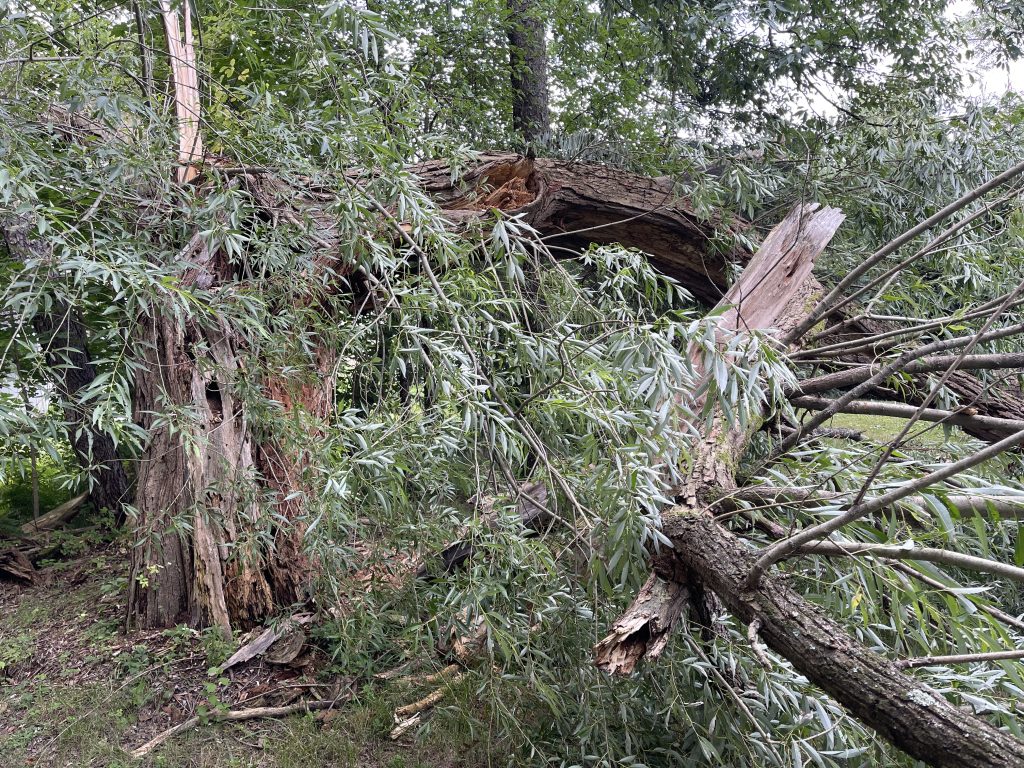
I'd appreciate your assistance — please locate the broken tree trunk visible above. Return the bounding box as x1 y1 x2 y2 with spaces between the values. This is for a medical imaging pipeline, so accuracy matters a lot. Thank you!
593 203 1024 767
410 153 747 304
595 203 843 673
413 153 1024 447
127 175 341 632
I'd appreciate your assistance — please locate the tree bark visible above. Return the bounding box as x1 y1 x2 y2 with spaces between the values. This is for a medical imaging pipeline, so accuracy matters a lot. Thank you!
127 176 339 632
1 216 132 525
506 0 550 141
661 512 1024 768
411 153 747 304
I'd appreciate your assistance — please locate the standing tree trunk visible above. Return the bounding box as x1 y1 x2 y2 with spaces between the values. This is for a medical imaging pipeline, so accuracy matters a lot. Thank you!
127 307 328 632
126 180 339 632
2 216 131 525
507 0 550 141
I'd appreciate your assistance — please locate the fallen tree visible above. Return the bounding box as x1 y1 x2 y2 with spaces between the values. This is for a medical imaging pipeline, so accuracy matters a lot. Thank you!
10 12 1024 764
590 203 1024 767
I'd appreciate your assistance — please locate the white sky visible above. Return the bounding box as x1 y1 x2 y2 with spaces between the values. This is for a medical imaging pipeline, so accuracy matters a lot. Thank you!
952 0 1024 99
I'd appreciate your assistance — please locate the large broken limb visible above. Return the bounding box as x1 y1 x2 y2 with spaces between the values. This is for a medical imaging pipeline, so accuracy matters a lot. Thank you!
592 574 688 675
595 202 1024 766
411 154 747 304
596 202 843 669
662 512 1024 768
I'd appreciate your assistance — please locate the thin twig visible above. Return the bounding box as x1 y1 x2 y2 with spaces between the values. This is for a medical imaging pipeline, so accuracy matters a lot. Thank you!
896 649 1024 669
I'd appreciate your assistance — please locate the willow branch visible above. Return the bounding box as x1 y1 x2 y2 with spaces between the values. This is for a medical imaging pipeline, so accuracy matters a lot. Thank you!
746 425 1024 590
896 649 1024 669
794 541 1024 583
775 321 1024 456
792 353 1024 396
786 159 1024 344
790 395 1024 435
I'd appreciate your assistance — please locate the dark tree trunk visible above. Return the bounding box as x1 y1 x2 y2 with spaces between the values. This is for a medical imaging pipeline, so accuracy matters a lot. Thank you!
663 513 1024 768
2 216 131 525
30 309 132 524
506 0 550 141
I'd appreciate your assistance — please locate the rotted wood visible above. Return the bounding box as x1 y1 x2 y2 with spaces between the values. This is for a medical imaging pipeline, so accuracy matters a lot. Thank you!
410 154 748 304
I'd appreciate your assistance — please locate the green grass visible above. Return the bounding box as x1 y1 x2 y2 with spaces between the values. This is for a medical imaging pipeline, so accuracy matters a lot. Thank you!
0 559 490 768
827 413 971 448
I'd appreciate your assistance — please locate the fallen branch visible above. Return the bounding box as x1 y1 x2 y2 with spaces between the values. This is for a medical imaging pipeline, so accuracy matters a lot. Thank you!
793 353 1024 396
20 492 88 534
597 202 1024 765
388 670 467 740
895 649 1024 669
793 541 1024 583
592 574 689 675
0 547 35 582
129 697 345 758
778 321 1024 454
791 395 1024 436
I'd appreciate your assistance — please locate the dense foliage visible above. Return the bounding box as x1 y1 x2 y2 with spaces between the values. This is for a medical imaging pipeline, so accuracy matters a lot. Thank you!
5 0 1024 765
